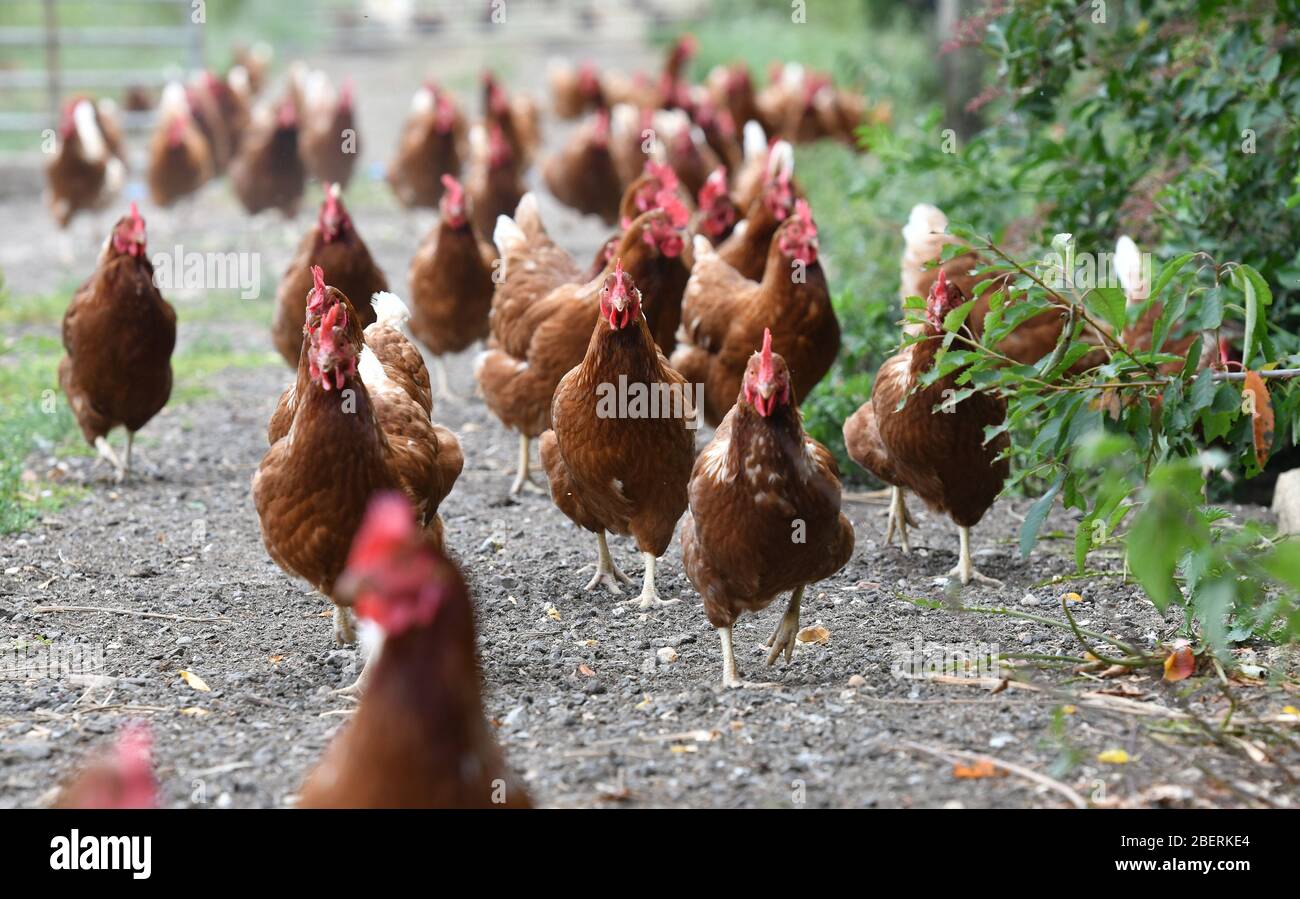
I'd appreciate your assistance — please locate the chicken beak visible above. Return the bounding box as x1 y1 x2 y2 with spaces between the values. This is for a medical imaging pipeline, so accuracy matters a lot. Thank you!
606 292 630 329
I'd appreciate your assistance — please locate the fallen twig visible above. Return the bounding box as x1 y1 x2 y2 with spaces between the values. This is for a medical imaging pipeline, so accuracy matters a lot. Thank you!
900 740 1089 808
31 605 227 623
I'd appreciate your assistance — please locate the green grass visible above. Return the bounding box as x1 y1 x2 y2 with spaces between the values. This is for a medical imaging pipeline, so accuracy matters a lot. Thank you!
0 330 90 533
171 331 278 403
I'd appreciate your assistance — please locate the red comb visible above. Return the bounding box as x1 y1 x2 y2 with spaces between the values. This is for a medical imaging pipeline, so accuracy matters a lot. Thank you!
759 328 774 380
699 166 728 207
312 265 326 295
645 160 679 192
655 188 690 228
441 173 462 197
321 300 343 334
129 201 142 225
606 257 628 296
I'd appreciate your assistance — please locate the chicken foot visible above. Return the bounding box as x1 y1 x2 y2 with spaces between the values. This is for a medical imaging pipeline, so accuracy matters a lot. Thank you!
884 486 913 553
622 552 680 610
717 626 777 689
509 434 546 495
765 584 804 666
584 531 632 594
330 630 381 699
94 435 127 483
946 526 1002 587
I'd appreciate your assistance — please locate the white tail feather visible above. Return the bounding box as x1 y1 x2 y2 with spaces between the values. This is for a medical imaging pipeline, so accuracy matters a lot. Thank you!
767 140 794 179
692 234 715 259
72 100 107 162
611 102 638 138
1114 235 1148 303
742 120 767 160
411 85 434 114
369 291 410 329
493 212 527 260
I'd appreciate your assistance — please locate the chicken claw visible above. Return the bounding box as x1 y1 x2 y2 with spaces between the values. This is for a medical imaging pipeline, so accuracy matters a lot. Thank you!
94 436 125 482
623 552 681 609
883 486 912 554
764 585 803 666
584 531 631 594
946 526 1003 587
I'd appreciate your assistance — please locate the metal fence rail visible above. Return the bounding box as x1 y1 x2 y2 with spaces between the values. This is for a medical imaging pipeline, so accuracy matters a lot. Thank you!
0 0 203 132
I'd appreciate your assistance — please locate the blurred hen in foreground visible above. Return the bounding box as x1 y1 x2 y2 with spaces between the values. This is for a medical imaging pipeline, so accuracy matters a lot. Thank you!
55 722 158 809
297 493 531 808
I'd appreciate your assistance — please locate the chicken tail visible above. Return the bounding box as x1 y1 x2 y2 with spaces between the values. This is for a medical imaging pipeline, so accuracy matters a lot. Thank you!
369 291 411 329
493 201 530 261
900 202 952 302
742 119 767 162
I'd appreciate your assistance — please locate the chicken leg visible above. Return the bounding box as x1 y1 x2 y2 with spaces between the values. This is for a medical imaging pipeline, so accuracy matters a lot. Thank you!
121 431 134 482
584 530 632 594
509 434 545 495
332 604 357 645
623 552 680 609
884 486 913 553
765 584 803 665
946 526 1002 587
331 622 382 699
432 356 461 403
717 625 777 689
94 436 125 482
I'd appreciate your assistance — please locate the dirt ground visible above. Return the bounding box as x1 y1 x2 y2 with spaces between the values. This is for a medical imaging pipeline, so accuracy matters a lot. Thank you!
1 24 1296 810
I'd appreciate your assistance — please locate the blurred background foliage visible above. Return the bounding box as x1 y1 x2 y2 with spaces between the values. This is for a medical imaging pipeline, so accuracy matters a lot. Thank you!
665 0 1300 486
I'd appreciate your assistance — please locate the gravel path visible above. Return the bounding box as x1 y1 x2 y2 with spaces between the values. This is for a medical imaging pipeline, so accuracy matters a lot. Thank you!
1 28 1293 810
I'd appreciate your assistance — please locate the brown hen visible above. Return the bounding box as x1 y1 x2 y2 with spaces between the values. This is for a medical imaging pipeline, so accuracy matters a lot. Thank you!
683 330 854 687
272 185 388 366
672 199 839 428
540 263 695 608
59 204 176 482
255 270 461 676
298 494 530 809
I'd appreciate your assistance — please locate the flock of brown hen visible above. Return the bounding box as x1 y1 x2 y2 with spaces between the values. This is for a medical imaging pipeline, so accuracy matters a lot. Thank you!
44 36 1157 809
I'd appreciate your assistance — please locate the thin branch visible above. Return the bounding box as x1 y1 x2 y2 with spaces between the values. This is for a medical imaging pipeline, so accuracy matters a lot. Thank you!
31 605 228 623
900 740 1089 808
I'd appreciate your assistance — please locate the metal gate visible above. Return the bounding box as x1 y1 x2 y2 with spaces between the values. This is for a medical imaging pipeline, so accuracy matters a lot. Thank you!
0 0 204 133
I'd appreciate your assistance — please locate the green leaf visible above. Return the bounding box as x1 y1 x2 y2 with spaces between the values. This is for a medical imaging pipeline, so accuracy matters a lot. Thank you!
1019 472 1065 560
1085 286 1128 335
1074 518 1092 574
1263 540 1300 589
1125 505 1183 611
1149 253 1195 305
1234 265 1272 367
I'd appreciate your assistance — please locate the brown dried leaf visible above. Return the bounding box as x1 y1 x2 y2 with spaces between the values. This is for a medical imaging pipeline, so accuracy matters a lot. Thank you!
1162 641 1195 682
953 759 1004 779
577 663 595 677
796 625 830 645
1242 371 1274 468
178 670 210 692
